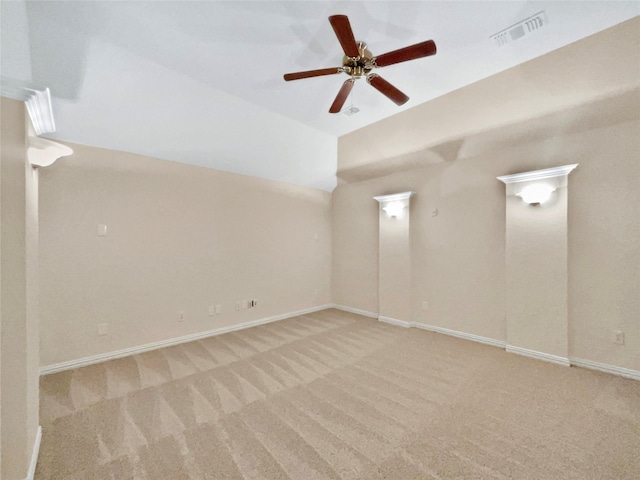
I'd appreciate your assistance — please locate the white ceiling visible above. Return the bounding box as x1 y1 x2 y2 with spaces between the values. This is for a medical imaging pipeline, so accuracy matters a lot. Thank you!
1 1 638 191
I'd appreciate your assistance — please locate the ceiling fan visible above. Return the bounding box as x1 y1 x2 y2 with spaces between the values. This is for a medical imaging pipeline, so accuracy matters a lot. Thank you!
284 15 437 114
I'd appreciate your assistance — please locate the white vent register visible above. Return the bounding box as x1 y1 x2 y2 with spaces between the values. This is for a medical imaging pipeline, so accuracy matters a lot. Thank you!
491 11 547 47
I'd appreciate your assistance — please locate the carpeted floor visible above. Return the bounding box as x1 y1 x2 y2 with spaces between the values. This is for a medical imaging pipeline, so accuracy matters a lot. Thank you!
37 309 640 479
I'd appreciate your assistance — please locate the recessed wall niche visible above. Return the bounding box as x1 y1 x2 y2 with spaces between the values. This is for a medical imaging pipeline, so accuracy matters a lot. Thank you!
498 164 578 364
373 191 415 325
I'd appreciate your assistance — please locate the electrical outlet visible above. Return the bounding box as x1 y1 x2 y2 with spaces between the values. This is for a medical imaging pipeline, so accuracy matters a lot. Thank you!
422 301 429 310
98 323 108 336
612 330 625 345
208 306 215 316
178 311 185 322
241 300 248 310
249 299 258 308
215 304 222 315
97 224 108 236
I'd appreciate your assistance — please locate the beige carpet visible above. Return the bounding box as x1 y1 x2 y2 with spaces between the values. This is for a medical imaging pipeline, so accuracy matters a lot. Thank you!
37 309 640 479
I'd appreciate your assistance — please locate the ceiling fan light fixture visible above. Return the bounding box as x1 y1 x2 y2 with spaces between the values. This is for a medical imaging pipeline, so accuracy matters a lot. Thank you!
283 14 437 114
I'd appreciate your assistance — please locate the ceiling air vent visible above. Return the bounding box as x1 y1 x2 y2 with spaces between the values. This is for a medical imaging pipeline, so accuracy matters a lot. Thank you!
341 106 360 117
491 11 547 47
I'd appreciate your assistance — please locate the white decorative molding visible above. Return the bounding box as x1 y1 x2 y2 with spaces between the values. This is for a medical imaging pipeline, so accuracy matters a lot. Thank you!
1 77 67 165
27 135 73 168
373 191 415 204
497 164 578 199
379 316 412 328
24 92 70 168
413 322 506 348
25 426 42 480
506 344 570 366
1 77 56 135
569 357 640 381
40 304 333 375
497 164 578 184
332 304 378 319
24 88 56 135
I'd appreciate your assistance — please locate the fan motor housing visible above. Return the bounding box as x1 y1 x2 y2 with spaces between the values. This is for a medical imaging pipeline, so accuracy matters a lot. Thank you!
342 41 374 78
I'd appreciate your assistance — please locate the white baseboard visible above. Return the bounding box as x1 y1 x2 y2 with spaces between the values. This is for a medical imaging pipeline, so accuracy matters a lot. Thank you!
344 309 638 381
39 304 333 375
333 304 505 348
25 425 42 480
413 322 506 348
331 304 378 319
379 316 412 328
40 303 639 383
506 344 570 366
569 357 640 380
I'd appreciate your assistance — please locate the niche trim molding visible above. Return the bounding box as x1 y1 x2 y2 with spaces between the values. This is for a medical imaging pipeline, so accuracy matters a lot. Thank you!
497 164 578 184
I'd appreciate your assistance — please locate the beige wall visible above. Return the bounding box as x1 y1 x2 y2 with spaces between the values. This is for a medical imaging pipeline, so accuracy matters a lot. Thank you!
333 158 507 341
333 113 639 371
39 143 332 367
331 182 379 312
333 19 639 372
1 97 40 480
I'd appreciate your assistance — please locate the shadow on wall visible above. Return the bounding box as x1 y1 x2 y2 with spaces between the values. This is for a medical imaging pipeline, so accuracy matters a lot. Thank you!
337 87 640 185
337 138 465 184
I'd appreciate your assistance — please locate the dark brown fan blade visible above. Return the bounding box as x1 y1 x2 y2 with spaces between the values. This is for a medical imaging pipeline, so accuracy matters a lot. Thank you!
374 40 437 68
328 15 360 58
284 68 342 81
367 74 409 106
329 79 356 113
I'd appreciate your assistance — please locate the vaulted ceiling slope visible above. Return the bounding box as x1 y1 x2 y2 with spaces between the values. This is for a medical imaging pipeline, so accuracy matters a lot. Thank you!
338 17 640 182
1 1 638 191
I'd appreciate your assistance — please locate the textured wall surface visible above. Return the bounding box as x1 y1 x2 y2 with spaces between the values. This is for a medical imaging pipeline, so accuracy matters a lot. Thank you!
39 143 332 366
